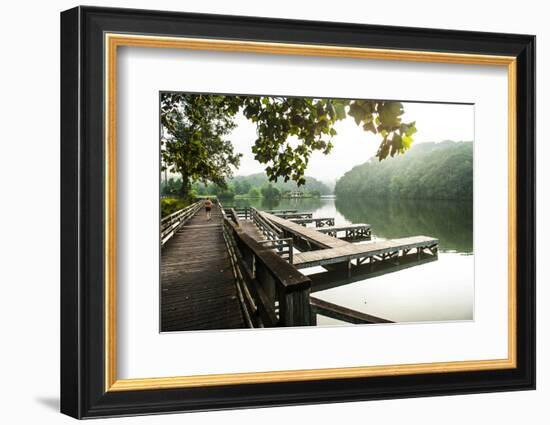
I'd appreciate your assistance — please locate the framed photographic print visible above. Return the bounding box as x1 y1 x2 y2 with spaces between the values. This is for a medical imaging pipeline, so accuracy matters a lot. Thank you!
60 6 535 419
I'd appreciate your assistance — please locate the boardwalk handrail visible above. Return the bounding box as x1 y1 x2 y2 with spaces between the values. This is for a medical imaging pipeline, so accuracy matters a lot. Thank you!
221 205 250 222
250 207 283 240
290 217 335 227
160 201 202 247
222 205 242 227
229 208 241 226
249 208 294 262
273 212 313 219
261 211 349 251
219 202 243 226
223 217 311 327
256 238 294 264
231 207 250 220
265 209 298 214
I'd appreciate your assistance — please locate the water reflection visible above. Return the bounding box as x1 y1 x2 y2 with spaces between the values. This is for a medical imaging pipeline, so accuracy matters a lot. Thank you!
335 196 473 254
226 197 323 212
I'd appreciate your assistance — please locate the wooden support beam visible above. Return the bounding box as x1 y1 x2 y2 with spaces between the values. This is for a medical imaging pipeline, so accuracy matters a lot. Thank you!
274 212 313 219
292 236 439 269
308 254 439 293
310 297 393 324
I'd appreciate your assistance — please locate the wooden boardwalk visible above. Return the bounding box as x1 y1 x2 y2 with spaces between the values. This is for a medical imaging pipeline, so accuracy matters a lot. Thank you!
292 235 439 269
289 217 335 227
159 205 439 330
161 203 245 332
316 224 372 241
262 212 349 249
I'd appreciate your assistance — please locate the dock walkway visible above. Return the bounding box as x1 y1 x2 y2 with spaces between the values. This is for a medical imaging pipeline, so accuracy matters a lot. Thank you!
262 212 349 249
292 235 438 269
290 217 335 227
161 203 245 332
316 224 372 241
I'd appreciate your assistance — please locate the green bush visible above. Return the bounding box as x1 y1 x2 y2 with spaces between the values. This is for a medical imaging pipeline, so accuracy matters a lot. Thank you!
260 183 280 200
161 197 189 218
248 187 261 198
217 190 235 199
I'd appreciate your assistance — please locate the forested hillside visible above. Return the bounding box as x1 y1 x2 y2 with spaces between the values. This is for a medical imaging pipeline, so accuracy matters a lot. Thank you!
334 141 473 201
162 172 332 199
228 173 332 196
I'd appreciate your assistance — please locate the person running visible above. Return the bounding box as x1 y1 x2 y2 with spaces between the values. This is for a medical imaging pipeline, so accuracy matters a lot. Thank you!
204 197 213 221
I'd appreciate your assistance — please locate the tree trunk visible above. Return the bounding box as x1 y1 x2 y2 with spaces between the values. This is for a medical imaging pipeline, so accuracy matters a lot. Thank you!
179 173 191 200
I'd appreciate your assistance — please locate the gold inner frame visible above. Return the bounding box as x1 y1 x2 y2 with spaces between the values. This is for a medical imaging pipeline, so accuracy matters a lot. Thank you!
104 33 517 392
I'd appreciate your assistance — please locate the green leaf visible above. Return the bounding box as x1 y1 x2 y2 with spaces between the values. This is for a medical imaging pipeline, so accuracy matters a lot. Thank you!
362 121 376 133
334 103 347 120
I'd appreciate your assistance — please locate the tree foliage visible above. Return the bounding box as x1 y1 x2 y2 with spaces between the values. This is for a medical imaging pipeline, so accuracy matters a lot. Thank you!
334 141 473 201
160 177 182 196
161 94 416 195
247 187 261 198
260 183 281 200
161 94 242 197
229 173 331 196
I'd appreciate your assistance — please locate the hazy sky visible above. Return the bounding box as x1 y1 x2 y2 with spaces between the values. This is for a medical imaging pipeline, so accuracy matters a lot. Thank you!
228 101 474 183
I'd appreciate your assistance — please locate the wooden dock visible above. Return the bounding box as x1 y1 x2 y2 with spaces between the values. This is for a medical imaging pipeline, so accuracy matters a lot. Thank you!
262 212 348 250
159 204 439 330
292 236 439 269
273 212 313 219
265 209 298 214
290 217 335 227
161 203 245 332
260 209 437 282
316 224 372 241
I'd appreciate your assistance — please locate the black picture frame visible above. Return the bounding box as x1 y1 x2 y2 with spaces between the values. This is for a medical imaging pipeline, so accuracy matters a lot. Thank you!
61 5 535 419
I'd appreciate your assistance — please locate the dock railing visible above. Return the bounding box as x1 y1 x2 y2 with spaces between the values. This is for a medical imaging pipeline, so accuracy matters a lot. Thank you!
250 208 294 263
250 207 283 240
160 201 202 247
223 207 249 220
255 239 294 264
222 216 311 327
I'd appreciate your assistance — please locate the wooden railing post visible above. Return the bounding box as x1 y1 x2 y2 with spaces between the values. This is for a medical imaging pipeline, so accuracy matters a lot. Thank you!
223 218 313 327
254 261 277 304
287 239 294 264
277 280 312 327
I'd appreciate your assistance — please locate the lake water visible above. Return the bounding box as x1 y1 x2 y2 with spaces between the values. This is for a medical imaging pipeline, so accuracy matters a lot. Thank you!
224 196 474 325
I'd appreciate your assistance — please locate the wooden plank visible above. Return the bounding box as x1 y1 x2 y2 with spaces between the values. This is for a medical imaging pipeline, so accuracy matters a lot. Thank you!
265 209 298 214
161 203 246 331
293 236 439 269
316 224 371 233
309 255 439 292
273 212 313 219
239 220 266 240
261 212 349 249
227 220 311 291
317 224 372 241
230 243 279 327
310 297 393 324
289 217 335 225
